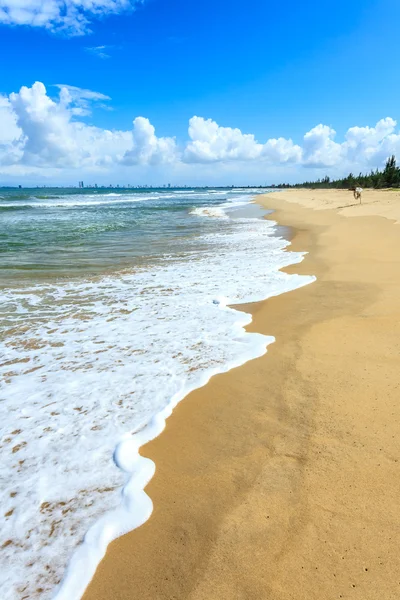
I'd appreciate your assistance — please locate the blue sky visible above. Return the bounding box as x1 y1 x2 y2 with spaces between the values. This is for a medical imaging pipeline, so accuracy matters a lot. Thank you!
1 0 400 185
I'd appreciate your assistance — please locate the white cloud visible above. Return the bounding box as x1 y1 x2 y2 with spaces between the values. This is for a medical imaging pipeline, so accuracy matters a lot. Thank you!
183 116 301 164
54 84 111 103
85 45 112 59
1 81 400 184
53 84 111 116
0 0 144 36
121 117 177 166
6 82 130 168
0 95 23 166
343 117 400 166
184 116 263 163
302 124 343 167
261 137 302 163
0 95 21 144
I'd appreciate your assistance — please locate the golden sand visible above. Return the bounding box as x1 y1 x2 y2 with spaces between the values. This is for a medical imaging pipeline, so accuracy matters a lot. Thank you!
269 187 400 222
83 189 400 600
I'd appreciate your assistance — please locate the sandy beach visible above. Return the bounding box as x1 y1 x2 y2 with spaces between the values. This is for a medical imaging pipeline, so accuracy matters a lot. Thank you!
83 188 400 600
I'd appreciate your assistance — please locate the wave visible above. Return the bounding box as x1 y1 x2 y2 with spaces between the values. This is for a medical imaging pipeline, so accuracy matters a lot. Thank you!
30 195 61 200
0 190 315 600
189 194 257 218
0 204 29 212
189 206 229 218
172 190 196 194
0 195 160 209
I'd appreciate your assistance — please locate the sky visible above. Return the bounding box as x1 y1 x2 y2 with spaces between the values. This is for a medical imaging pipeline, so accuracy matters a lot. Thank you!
1 0 400 186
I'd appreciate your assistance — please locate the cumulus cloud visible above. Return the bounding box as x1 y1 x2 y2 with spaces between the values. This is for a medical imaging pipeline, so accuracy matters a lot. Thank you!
301 119 400 169
0 95 21 144
183 116 400 169
1 81 400 182
302 124 343 167
261 137 302 163
0 95 23 166
183 116 301 164
121 117 177 165
184 116 263 163
0 0 144 36
6 82 130 168
343 117 400 165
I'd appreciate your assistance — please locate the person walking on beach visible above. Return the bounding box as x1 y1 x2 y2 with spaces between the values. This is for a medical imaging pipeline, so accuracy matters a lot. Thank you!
353 186 363 203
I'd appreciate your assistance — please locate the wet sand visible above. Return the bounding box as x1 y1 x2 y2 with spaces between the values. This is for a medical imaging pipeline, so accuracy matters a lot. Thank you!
83 189 400 600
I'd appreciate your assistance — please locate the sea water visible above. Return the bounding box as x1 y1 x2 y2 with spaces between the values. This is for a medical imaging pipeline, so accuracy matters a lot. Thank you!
0 188 315 599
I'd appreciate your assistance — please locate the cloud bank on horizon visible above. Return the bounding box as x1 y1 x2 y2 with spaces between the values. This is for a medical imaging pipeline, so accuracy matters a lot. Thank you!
1 82 400 184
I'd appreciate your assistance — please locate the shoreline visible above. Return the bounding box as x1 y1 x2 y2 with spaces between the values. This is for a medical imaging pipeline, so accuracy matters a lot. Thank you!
83 189 400 600
4 188 302 600
53 195 313 600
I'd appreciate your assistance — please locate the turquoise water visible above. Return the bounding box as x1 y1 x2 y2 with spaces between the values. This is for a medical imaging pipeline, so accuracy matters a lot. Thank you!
0 186 315 600
0 187 266 283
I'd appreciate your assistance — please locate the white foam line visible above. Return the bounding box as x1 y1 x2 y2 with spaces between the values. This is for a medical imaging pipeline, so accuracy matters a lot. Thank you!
0 196 160 208
189 194 256 219
53 274 315 600
190 206 229 218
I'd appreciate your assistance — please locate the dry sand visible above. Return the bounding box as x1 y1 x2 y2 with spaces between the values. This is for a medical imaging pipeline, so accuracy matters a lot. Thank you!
270 187 400 223
83 189 400 600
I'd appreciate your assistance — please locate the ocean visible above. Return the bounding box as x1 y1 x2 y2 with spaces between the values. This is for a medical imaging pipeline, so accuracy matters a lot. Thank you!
0 187 315 599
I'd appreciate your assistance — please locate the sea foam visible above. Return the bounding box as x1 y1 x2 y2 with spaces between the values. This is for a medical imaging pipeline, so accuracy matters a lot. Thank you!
189 206 228 218
0 198 315 600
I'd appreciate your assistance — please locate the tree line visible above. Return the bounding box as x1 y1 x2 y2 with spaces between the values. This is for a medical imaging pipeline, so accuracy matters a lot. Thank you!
271 155 400 189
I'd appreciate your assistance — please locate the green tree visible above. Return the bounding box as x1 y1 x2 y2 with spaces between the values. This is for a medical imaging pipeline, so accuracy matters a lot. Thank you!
383 155 400 187
277 155 399 189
